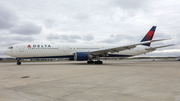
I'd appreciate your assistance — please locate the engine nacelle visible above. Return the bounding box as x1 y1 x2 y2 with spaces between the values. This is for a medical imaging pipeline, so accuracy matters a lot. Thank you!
74 52 93 61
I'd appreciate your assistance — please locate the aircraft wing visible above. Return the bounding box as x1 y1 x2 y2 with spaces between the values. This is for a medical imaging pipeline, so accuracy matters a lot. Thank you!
89 39 171 56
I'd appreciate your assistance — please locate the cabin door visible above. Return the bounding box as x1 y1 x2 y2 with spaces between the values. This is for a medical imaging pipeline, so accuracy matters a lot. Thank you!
63 46 69 52
19 45 24 52
58 45 62 52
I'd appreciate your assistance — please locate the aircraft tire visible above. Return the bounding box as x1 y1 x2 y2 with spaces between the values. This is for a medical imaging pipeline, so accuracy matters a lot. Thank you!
17 62 21 65
87 61 94 64
95 61 103 64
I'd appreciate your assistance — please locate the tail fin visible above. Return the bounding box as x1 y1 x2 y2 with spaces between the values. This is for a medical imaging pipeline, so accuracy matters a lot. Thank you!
141 26 156 46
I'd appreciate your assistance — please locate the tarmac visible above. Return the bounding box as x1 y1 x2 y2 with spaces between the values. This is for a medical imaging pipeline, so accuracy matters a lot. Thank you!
0 60 180 101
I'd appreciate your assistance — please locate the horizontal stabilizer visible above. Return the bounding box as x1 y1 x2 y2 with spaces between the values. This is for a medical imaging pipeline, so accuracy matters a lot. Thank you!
145 44 174 51
151 38 171 42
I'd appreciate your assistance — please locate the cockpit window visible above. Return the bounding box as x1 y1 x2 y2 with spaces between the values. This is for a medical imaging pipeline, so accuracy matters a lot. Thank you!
8 47 13 49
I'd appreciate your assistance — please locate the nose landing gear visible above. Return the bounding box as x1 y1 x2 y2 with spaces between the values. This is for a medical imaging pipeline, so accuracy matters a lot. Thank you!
16 58 21 65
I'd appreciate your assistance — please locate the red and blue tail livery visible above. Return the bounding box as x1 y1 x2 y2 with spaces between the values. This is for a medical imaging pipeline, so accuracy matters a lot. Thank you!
141 26 156 46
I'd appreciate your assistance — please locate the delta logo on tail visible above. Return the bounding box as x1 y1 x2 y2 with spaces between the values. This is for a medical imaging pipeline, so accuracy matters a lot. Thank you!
141 26 156 46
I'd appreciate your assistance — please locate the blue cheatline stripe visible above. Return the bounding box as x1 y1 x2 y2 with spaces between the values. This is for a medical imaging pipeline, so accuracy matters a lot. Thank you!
18 54 133 59
19 55 74 59
108 54 133 57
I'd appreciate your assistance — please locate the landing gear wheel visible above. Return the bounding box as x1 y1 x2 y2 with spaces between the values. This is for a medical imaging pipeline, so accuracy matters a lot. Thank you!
95 61 103 64
16 58 21 65
87 61 94 64
17 61 21 65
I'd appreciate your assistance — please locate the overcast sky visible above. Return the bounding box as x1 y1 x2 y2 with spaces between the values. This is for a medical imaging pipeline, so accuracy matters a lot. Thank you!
0 0 180 57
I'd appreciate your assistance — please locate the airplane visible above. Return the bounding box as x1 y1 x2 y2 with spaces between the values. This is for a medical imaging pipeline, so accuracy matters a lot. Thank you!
4 26 173 65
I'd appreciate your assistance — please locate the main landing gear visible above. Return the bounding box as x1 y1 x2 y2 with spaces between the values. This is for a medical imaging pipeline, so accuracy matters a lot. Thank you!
87 61 94 64
16 58 21 65
87 56 103 64
87 61 103 64
94 61 103 64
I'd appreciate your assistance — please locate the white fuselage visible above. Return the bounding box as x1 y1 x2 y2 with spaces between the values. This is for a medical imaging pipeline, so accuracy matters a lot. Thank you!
4 43 154 59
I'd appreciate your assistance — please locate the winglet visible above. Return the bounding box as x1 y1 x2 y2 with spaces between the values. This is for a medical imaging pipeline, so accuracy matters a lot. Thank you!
141 26 156 46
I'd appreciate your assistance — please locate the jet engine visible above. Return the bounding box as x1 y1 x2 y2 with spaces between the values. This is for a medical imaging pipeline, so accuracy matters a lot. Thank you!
74 52 93 61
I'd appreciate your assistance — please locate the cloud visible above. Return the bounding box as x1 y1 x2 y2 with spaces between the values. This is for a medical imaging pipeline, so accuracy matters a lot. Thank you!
46 33 82 42
0 51 6 58
12 36 35 42
0 51 5 54
44 18 55 28
69 34 82 39
99 34 134 44
82 34 94 41
0 5 19 30
46 33 94 42
0 35 35 47
46 33 60 41
110 0 147 10
73 13 90 21
10 22 42 35
59 34 82 42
